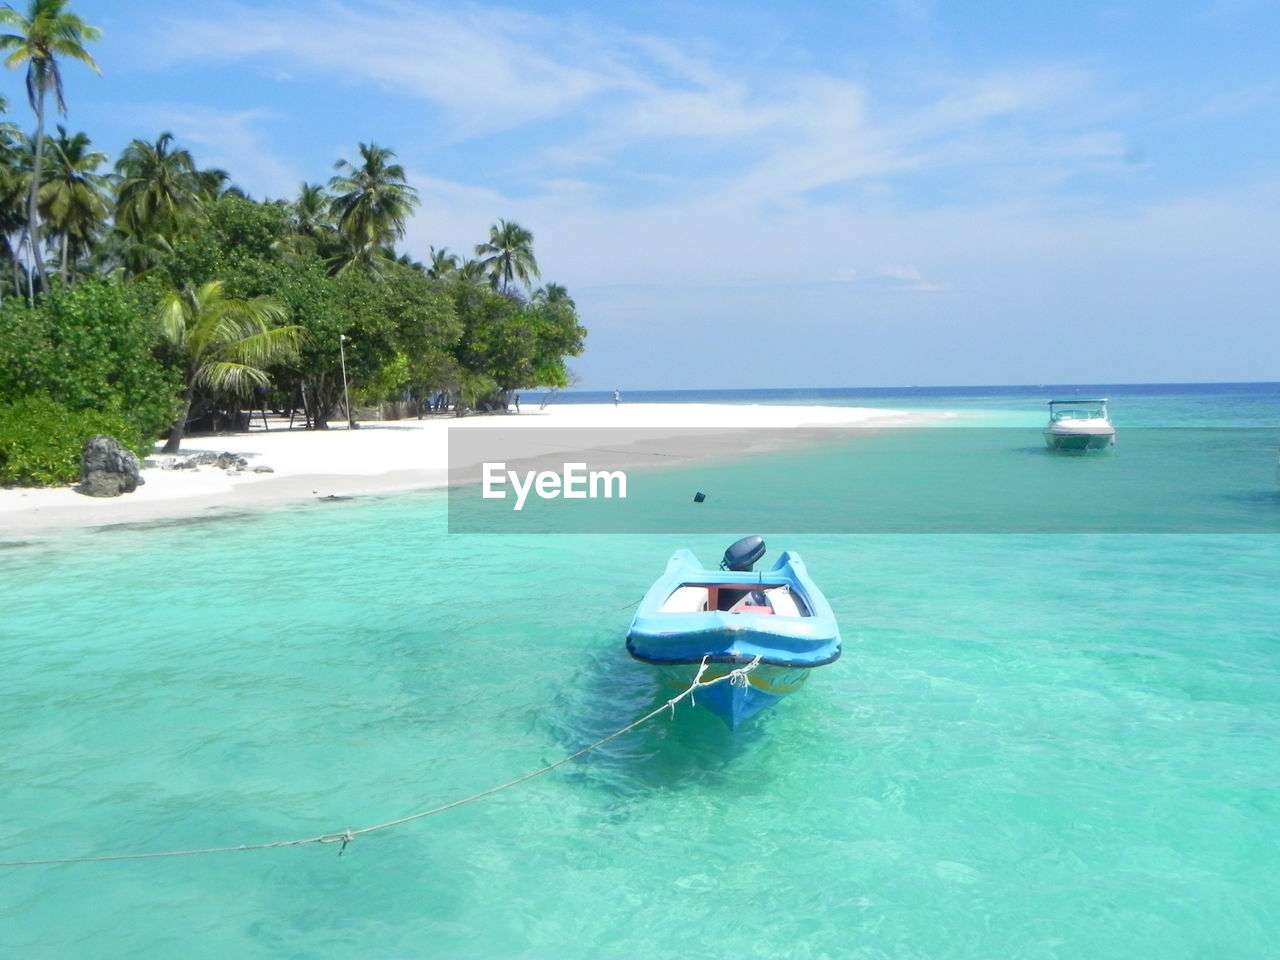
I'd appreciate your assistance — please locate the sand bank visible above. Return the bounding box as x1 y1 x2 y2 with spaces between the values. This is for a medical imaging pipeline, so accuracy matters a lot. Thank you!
0 402 940 533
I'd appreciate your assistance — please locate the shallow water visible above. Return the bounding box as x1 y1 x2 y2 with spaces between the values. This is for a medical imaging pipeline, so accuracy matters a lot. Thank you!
2 385 1278 959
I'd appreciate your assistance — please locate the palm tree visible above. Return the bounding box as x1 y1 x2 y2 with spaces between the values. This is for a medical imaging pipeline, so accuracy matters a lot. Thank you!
157 280 302 453
322 230 368 276
193 166 243 203
0 106 29 300
455 257 488 287
114 132 200 243
532 282 573 308
454 370 498 417
37 123 108 281
287 181 334 253
0 0 100 291
92 225 173 280
393 250 425 271
426 245 459 280
475 218 539 295
328 142 417 272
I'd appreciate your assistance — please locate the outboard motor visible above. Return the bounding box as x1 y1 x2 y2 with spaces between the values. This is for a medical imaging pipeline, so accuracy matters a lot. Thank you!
721 535 766 572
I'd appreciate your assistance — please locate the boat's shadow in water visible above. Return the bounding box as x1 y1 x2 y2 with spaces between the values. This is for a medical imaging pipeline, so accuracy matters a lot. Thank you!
536 648 769 801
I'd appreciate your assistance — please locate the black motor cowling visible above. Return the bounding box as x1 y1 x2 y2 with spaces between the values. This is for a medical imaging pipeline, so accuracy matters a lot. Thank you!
721 535 766 572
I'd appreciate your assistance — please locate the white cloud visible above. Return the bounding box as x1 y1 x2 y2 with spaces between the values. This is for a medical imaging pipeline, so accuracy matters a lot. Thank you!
143 1 1144 215
873 263 951 292
148 0 628 139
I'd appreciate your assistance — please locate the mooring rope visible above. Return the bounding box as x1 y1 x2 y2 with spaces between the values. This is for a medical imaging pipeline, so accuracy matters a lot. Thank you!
0 656 762 869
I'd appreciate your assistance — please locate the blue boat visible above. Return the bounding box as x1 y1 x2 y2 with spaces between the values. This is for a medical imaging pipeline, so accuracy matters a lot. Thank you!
626 537 842 727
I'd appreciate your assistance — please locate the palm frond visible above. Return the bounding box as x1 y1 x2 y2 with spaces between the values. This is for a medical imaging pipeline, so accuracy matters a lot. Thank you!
194 360 271 394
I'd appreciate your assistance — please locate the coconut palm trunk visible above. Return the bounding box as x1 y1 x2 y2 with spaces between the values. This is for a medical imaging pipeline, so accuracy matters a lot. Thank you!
163 380 197 454
26 96 46 285
22 230 34 302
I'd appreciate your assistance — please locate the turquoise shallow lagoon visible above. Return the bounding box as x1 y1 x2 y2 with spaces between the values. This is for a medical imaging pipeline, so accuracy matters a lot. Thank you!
2 384 1278 959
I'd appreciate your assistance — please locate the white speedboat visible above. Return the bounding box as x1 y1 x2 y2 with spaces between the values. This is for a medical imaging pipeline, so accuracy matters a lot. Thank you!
1044 398 1115 451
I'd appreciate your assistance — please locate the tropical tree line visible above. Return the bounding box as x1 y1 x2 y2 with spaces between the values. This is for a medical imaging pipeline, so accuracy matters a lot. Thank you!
0 0 585 485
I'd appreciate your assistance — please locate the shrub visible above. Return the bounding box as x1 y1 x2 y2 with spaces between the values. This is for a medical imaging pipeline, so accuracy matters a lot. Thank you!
0 396 148 487
0 279 178 441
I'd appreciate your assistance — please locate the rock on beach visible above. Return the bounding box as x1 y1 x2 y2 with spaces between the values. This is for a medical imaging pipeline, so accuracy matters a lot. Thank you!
80 435 145 498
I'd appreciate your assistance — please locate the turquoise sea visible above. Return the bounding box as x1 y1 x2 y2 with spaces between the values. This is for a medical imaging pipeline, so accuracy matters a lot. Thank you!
2 383 1278 959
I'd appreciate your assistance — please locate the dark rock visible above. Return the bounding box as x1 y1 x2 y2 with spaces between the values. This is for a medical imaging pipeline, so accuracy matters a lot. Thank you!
253 465 274 473
178 451 248 470
80 436 146 498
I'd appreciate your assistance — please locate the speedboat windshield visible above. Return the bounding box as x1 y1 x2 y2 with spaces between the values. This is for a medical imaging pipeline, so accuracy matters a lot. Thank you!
1048 399 1109 421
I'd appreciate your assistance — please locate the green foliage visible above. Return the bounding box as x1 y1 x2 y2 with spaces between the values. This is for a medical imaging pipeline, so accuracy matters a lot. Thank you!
475 219 539 293
266 259 459 424
267 259 395 426
526 294 586 387
449 282 585 393
328 142 418 272
154 279 299 452
159 194 290 292
453 370 498 416
0 394 143 486
354 351 410 404
0 277 178 439
450 284 522 388
368 262 460 393
2 122 587 430
113 131 199 244
38 124 111 280
146 202 463 424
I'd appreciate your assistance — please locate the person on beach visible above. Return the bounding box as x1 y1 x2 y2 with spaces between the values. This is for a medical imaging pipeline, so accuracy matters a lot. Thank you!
613 389 621 406
514 394 520 414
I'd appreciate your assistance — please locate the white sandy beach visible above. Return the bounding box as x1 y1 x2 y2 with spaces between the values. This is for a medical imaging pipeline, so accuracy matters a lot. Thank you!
0 402 937 533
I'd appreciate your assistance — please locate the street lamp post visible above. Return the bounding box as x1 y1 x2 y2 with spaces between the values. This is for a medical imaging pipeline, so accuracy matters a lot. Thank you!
338 334 355 429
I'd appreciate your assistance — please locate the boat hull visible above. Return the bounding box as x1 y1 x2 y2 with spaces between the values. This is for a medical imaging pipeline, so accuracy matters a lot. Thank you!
654 662 813 728
1043 428 1115 451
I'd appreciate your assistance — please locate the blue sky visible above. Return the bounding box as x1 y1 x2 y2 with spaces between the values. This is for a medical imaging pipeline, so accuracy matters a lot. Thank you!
5 0 1279 389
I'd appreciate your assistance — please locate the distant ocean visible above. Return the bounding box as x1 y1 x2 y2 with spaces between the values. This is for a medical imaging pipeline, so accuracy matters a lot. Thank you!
543 380 1280 426
2 382 1277 959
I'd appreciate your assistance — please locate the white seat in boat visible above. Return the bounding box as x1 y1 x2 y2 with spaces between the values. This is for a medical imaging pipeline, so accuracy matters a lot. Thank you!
764 587 802 617
661 585 709 613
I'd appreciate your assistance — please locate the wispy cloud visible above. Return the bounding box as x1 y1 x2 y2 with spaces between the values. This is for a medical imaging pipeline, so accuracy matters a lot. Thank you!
1176 78 1280 125
127 104 302 198
147 0 629 138
874 263 952 292
146 1 1130 209
829 263 951 292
